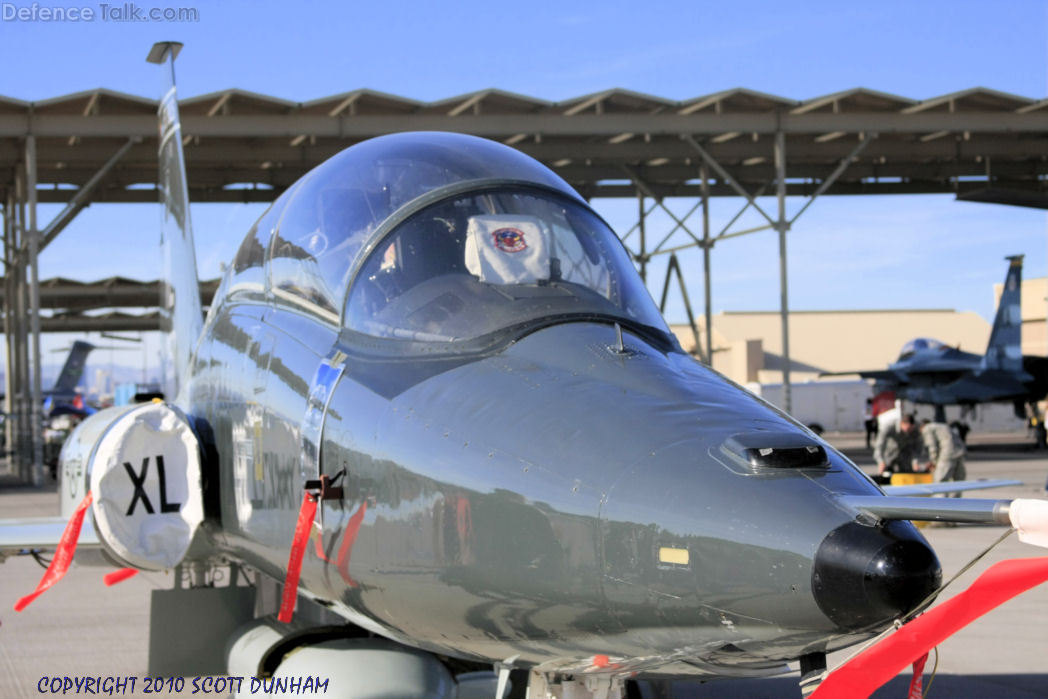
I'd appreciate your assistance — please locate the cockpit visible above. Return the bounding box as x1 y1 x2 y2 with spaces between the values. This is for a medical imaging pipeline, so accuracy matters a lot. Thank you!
346 185 667 344
223 132 672 352
898 337 946 360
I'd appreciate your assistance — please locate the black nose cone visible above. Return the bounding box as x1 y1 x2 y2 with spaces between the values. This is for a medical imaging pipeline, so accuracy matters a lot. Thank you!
813 520 941 630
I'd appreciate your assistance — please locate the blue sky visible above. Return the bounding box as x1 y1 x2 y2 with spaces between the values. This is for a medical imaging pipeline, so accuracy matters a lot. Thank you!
1 0 1047 374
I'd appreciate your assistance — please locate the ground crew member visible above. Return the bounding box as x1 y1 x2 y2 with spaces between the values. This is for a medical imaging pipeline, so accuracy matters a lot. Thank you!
920 419 967 497
874 413 921 476
863 398 878 448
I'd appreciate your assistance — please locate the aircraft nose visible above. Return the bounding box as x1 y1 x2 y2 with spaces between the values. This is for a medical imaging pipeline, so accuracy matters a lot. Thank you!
812 520 941 630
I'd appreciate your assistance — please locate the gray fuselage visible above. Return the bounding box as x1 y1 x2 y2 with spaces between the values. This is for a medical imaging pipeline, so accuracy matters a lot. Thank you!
187 298 935 678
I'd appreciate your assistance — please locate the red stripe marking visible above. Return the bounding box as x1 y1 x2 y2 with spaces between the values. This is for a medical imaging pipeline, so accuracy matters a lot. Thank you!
15 492 93 612
103 568 139 586
812 557 1048 697
278 492 318 623
336 500 368 587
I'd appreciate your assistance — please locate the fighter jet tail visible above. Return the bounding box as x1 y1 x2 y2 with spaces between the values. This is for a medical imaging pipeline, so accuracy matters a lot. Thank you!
982 255 1024 373
148 42 203 401
50 340 94 396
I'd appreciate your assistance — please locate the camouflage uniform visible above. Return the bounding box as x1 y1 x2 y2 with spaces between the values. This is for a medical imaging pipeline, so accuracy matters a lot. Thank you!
921 422 967 496
873 422 921 473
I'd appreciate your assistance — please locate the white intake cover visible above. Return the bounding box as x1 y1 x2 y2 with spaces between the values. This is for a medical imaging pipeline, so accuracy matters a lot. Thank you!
1009 498 1048 549
464 215 549 285
90 402 203 570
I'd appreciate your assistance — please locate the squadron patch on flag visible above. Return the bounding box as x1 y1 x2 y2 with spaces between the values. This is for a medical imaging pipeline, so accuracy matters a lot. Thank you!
492 228 527 253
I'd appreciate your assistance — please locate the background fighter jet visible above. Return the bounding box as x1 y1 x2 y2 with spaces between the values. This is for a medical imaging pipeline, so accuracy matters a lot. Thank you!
1 340 95 408
826 256 1048 432
3 44 1048 699
42 340 95 406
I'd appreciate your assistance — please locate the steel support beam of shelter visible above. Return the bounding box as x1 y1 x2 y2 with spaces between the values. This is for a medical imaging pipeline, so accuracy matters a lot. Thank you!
622 131 870 414
775 131 791 414
7 160 32 479
26 135 43 485
0 131 136 483
40 138 138 253
2 193 14 469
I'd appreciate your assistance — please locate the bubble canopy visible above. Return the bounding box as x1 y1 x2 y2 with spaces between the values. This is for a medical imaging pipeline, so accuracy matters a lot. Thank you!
245 132 672 350
898 338 946 359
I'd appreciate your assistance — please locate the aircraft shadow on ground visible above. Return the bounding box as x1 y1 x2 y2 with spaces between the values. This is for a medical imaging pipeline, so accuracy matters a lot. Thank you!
637 673 1048 697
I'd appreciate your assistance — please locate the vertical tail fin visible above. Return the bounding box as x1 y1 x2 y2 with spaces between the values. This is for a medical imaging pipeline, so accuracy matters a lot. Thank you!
983 255 1024 372
51 340 94 396
148 42 202 401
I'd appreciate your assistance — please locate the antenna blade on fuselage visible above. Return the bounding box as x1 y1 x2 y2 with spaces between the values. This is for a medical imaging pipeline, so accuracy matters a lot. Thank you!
150 41 202 401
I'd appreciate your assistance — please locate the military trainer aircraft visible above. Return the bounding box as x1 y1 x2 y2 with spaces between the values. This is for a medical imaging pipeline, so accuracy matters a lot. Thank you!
3 43 1048 699
825 256 1048 434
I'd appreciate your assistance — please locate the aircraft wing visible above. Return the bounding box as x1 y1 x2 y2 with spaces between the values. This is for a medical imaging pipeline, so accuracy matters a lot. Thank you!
0 516 99 559
822 365 975 382
882 478 1022 497
819 369 901 381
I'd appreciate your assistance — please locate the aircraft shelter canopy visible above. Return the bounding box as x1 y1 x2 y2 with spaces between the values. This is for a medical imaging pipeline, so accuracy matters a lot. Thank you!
1 86 1046 205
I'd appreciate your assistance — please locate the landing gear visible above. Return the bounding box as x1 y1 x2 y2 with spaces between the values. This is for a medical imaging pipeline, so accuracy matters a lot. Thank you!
1023 401 1046 449
526 670 626 699
798 652 827 697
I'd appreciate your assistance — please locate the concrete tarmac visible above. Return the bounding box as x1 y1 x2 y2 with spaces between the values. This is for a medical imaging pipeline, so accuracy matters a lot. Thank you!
0 432 1046 698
